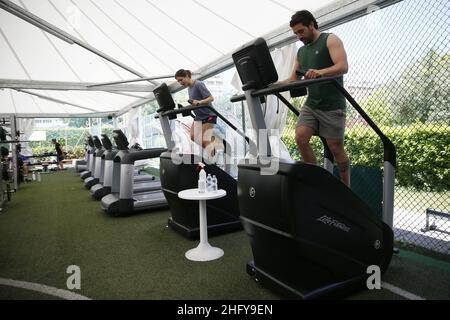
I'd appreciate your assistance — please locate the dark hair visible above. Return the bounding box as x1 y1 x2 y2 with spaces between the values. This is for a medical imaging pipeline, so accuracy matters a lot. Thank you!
51 138 57 143
289 10 318 29
174 69 192 78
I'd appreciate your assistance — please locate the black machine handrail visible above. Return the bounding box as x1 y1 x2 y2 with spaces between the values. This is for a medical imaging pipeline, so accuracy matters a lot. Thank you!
121 148 167 165
231 78 396 167
158 104 253 148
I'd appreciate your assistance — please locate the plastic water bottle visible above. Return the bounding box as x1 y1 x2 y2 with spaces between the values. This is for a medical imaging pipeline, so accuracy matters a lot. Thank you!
198 162 206 193
37 172 41 182
206 174 213 192
211 175 218 192
32 172 36 181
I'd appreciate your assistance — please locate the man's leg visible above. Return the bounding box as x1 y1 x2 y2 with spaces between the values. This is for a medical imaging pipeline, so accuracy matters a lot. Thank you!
295 125 317 164
326 138 350 187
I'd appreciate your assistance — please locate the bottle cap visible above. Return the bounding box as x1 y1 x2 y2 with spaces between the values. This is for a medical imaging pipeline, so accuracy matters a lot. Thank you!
197 162 205 171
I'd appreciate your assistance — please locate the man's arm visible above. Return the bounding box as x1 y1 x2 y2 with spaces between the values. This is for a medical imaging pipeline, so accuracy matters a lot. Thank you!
278 59 301 85
305 34 348 79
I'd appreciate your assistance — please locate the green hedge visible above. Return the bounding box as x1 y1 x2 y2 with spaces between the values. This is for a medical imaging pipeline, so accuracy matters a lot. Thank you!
29 127 113 149
28 126 115 160
282 124 449 192
30 146 86 160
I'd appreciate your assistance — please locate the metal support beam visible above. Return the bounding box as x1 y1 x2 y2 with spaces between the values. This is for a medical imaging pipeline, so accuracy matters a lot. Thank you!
86 74 200 88
0 79 153 92
0 112 116 118
115 96 155 117
16 89 100 113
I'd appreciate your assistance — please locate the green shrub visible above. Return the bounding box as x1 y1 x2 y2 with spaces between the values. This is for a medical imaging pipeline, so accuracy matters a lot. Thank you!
282 124 449 192
386 124 449 192
30 146 86 160
28 127 113 150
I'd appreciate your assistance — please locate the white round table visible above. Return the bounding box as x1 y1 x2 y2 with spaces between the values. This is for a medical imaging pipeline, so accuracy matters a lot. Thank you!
178 188 227 261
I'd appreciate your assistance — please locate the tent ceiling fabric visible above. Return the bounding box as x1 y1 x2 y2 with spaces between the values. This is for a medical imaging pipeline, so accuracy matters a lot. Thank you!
0 0 335 117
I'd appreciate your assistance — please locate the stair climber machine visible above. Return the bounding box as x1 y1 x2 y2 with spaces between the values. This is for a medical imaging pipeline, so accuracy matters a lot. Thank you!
91 132 160 200
153 82 255 239
80 136 95 180
100 130 167 216
230 38 396 299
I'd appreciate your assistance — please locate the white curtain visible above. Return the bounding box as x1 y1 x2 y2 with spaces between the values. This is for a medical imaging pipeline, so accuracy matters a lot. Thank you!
231 43 297 159
17 118 34 156
128 107 151 167
127 107 142 146
90 118 102 138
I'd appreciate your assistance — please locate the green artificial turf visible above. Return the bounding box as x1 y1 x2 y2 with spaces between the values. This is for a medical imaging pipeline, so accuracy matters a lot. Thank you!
0 170 448 300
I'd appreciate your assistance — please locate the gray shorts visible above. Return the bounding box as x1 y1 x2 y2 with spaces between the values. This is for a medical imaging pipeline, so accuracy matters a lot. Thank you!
296 105 346 139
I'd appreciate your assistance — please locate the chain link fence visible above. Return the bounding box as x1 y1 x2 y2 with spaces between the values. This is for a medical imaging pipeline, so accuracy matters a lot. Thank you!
282 0 449 255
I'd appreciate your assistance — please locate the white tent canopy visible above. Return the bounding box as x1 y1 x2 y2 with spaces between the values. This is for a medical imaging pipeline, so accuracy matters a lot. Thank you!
0 0 382 117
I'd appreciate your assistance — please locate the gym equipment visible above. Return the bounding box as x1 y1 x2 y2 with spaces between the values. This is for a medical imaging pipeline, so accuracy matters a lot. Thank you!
91 133 159 200
75 142 88 172
75 159 87 172
89 134 114 198
100 130 167 216
154 82 253 239
80 136 95 180
421 209 450 234
231 38 395 299
84 136 104 189
0 147 13 212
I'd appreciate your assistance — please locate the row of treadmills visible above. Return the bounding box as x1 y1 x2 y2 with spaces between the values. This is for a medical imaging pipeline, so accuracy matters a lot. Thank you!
77 131 167 217
74 38 395 300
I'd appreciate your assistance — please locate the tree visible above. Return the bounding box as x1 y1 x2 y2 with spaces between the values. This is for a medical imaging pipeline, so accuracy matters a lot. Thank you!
359 88 394 126
386 50 449 125
352 50 449 126
64 118 89 128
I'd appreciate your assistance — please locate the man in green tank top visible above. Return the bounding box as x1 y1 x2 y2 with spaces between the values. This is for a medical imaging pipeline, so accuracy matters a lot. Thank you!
284 10 351 187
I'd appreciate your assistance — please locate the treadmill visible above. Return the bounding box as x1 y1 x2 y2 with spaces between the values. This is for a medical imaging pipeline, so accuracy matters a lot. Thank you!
90 134 116 199
91 132 160 199
80 136 95 180
84 136 104 189
75 142 88 172
230 38 395 299
100 130 168 216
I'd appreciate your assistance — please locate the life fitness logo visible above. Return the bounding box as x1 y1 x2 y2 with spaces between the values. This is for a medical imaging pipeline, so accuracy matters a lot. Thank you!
249 187 256 198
